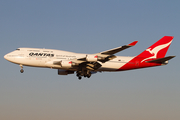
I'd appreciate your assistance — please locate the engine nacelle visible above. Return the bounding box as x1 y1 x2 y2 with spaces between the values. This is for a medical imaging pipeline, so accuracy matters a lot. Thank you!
86 55 98 62
58 69 74 75
61 61 72 68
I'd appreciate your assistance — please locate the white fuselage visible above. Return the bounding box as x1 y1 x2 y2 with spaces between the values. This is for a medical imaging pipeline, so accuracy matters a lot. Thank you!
4 48 134 71
4 36 174 79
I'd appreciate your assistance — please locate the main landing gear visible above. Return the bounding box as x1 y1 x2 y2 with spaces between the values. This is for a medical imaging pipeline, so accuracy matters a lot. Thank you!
20 64 24 73
76 70 91 80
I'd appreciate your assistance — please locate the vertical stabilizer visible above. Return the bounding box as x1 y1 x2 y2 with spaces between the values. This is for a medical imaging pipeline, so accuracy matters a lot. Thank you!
118 36 174 70
137 36 174 63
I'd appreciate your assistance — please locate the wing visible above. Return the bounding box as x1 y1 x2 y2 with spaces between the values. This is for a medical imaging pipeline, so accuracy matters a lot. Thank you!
99 41 138 55
53 41 138 69
75 41 138 63
95 41 138 62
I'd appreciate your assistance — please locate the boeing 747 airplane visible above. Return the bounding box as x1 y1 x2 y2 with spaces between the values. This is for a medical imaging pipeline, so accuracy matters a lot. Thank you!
4 36 175 80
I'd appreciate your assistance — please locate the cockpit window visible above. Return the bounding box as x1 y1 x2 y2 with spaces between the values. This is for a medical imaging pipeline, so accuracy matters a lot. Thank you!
16 49 20 50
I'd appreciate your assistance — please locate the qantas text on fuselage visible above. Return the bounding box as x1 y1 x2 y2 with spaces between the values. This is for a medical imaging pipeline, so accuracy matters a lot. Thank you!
4 36 175 80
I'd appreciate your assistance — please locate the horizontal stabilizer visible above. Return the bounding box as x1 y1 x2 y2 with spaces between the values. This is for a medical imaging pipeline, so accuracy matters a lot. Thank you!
145 56 175 63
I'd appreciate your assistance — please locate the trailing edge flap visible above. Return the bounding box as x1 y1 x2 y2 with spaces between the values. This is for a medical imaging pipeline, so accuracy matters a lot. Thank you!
99 41 138 55
145 56 176 63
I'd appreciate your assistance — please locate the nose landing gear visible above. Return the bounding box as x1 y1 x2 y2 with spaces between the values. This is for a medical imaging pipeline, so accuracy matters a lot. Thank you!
20 65 24 73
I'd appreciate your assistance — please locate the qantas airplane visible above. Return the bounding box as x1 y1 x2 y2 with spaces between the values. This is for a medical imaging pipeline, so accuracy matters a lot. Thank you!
4 36 175 80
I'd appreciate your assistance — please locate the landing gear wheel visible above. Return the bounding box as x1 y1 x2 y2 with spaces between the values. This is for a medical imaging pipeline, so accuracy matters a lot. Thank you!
78 76 82 80
87 71 91 78
87 74 91 78
20 69 24 73
76 73 80 77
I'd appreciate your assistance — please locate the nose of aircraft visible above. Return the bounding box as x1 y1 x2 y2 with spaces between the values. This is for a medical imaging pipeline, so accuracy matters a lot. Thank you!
4 53 15 63
4 54 8 60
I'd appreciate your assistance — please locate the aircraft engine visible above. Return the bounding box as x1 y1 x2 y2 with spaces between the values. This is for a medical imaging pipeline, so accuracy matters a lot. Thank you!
58 69 74 75
61 61 72 68
86 55 98 62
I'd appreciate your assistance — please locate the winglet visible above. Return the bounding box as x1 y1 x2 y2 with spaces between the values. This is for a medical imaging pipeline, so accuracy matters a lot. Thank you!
128 41 138 46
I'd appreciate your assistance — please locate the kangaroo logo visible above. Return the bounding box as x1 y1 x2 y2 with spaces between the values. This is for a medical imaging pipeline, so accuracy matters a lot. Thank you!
141 41 172 63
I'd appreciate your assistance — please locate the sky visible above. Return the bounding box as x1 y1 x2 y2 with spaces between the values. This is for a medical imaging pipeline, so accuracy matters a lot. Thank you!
0 0 180 120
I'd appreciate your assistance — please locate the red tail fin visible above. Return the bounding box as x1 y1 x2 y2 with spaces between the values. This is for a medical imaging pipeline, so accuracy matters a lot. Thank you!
118 36 174 71
137 36 173 63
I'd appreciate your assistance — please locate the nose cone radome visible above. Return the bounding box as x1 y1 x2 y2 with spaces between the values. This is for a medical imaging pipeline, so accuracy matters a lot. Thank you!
4 53 12 62
4 54 8 60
